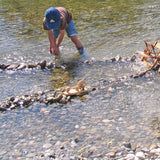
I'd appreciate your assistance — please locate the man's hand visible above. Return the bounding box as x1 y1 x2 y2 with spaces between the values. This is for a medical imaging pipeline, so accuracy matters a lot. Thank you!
50 47 55 55
50 47 60 55
54 47 60 55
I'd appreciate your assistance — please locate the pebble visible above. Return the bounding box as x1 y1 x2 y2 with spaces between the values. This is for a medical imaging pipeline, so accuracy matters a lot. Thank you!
108 87 115 92
43 143 52 149
7 64 18 70
125 153 136 160
135 151 145 159
150 148 160 155
17 63 26 70
107 151 116 158
123 142 132 149
0 150 7 155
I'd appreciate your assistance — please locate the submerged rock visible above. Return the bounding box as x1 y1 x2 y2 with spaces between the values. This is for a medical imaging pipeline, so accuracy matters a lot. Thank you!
7 64 18 70
46 62 55 69
38 60 47 70
0 64 8 70
130 55 137 61
0 107 7 112
28 63 37 68
17 63 27 70
0 80 93 112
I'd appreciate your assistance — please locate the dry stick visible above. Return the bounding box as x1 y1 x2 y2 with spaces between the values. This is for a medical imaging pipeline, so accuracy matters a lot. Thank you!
135 59 158 78
136 51 150 58
143 60 152 67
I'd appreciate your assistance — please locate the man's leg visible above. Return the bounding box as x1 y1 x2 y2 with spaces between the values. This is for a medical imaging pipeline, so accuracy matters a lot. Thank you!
66 21 85 54
70 35 85 54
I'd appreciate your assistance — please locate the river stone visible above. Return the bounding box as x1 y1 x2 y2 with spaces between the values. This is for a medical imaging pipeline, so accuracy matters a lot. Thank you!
10 104 20 110
38 60 47 69
47 62 55 69
13 150 22 157
46 96 54 103
0 107 7 111
130 55 137 61
0 150 7 155
28 63 37 68
124 153 135 160
115 55 122 61
7 64 18 70
107 151 116 158
23 97 32 106
110 57 116 62
43 143 52 149
135 151 145 159
108 87 115 92
123 142 132 149
59 95 68 104
0 64 8 70
9 96 15 102
141 147 149 153
149 144 157 151
17 63 26 70
2 102 11 109
150 148 160 155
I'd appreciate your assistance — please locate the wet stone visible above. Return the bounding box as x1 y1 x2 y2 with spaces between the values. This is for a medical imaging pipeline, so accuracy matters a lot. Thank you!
28 63 37 68
130 55 137 61
150 144 157 150
125 153 136 160
7 64 18 70
38 60 47 69
135 151 145 159
17 63 27 70
141 147 149 153
150 148 160 155
47 62 55 69
46 96 55 104
9 96 15 102
107 151 116 158
0 107 7 112
0 64 8 70
123 142 132 149
0 150 7 155
43 143 52 149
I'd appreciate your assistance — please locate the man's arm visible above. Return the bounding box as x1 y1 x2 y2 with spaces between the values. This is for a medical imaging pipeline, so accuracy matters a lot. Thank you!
47 29 65 55
54 30 65 55
57 30 65 47
47 30 56 49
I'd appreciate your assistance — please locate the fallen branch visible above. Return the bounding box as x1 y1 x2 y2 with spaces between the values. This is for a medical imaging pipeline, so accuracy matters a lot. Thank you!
133 59 158 78
134 41 160 78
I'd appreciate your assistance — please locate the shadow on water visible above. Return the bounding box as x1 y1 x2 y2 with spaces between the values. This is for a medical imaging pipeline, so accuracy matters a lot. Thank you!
49 54 84 89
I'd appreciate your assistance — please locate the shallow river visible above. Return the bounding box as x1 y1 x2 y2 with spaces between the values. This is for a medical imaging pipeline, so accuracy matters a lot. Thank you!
0 0 160 159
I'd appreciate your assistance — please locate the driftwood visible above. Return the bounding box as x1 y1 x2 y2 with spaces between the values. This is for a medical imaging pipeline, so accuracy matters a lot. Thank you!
135 41 160 78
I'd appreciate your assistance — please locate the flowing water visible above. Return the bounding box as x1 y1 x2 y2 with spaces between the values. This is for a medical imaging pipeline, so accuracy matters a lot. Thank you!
0 0 160 159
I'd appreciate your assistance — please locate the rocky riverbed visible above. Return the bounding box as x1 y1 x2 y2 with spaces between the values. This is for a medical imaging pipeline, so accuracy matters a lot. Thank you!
5 139 160 159
38 141 160 160
0 55 160 160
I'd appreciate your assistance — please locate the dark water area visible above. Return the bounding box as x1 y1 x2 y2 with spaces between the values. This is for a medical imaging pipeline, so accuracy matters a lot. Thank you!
0 0 160 159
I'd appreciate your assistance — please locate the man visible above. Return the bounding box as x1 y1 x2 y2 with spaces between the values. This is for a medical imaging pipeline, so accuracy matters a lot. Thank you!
43 7 86 56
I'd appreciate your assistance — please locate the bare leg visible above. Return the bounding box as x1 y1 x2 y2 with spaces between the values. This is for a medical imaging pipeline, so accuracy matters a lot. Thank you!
70 35 86 55
70 35 83 49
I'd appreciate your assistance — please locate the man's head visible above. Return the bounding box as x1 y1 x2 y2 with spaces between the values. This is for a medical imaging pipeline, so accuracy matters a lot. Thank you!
45 7 61 30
